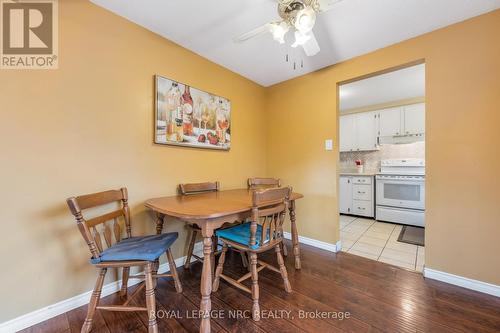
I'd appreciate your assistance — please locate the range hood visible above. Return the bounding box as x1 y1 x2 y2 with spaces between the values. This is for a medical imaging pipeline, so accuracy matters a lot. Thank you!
378 133 425 145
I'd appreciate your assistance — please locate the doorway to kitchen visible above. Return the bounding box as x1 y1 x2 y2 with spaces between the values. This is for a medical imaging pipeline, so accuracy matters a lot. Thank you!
338 62 426 272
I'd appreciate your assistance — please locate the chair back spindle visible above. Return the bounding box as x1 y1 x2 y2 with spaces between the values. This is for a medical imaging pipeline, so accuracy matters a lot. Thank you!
249 187 291 248
67 188 131 259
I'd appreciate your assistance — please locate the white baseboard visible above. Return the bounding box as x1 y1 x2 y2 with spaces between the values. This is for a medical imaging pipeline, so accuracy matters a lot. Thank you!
0 242 203 333
424 268 500 297
283 232 341 253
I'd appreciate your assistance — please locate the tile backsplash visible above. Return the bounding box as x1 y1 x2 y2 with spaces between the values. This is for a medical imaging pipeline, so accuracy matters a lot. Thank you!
340 142 425 173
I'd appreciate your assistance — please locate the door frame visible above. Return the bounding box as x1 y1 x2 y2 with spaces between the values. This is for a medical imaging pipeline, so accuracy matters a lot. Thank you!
336 59 426 260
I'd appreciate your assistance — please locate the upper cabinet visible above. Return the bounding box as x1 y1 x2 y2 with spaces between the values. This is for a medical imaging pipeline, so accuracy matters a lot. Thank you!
340 111 378 152
402 103 425 135
379 103 425 137
379 106 403 137
339 114 356 152
340 103 425 152
356 111 379 150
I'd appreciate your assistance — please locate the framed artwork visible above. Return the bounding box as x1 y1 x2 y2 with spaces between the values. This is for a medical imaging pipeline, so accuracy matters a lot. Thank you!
155 75 231 150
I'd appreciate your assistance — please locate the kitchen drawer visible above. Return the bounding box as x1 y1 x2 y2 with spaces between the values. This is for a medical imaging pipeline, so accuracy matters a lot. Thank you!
352 200 373 217
353 176 372 185
376 206 424 227
353 184 372 201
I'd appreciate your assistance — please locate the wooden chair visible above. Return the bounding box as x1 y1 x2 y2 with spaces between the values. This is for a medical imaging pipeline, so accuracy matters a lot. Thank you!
181 182 249 270
247 177 281 189
67 188 182 333
248 177 288 256
212 187 292 321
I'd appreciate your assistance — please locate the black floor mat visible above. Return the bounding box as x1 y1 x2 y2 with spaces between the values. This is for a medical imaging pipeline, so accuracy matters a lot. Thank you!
397 225 425 246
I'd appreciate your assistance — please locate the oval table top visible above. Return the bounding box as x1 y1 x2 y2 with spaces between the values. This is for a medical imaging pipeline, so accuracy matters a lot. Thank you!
145 188 303 220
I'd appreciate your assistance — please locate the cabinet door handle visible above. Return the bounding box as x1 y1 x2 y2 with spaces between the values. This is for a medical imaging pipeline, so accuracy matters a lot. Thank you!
357 191 365 194
358 207 365 210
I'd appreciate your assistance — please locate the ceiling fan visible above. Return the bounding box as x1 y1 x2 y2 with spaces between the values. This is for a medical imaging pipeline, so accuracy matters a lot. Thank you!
234 0 343 57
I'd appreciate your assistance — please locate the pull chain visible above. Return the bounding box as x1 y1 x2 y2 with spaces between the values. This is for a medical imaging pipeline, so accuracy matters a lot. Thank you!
284 43 304 71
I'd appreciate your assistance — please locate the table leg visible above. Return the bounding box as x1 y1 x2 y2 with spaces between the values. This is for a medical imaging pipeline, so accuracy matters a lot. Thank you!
155 213 164 235
289 200 301 269
200 230 213 333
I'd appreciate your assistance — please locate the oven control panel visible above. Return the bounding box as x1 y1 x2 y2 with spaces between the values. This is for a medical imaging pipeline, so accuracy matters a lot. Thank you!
376 174 425 181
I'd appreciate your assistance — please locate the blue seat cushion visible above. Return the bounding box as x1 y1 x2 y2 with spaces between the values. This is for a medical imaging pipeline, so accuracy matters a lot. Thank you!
90 232 178 264
216 222 269 249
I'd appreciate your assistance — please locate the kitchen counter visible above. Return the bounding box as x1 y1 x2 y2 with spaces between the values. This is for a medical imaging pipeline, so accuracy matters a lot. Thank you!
339 171 377 176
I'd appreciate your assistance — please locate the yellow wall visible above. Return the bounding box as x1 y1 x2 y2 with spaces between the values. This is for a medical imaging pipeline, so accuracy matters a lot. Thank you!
267 10 500 285
0 1 267 322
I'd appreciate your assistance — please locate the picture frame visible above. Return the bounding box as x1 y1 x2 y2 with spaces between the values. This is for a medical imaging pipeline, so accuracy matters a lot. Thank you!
154 75 231 150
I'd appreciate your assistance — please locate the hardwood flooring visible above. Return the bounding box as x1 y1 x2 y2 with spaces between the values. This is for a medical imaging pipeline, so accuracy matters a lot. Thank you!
20 241 500 332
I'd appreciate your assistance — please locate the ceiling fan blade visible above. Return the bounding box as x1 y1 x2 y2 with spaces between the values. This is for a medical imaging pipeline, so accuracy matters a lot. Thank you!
301 31 320 56
317 0 344 13
234 23 272 43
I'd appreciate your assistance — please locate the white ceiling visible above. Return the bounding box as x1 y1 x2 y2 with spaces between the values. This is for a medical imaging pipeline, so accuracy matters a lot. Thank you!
340 63 425 111
90 0 500 87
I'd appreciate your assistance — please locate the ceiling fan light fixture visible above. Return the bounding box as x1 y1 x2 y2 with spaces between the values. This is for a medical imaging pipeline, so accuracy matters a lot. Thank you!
291 30 311 48
235 0 336 57
294 6 316 33
270 22 289 44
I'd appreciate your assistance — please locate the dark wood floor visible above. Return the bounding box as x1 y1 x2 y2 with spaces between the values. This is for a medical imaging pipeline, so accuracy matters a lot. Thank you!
21 241 500 333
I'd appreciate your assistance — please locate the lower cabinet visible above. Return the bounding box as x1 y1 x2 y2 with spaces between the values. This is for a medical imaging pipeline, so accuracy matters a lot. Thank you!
339 176 353 214
339 175 374 218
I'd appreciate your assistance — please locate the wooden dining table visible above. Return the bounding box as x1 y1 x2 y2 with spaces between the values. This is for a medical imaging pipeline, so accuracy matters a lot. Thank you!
145 188 303 333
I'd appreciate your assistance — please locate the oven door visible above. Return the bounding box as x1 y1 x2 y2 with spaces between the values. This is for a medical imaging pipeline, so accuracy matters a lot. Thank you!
376 176 425 210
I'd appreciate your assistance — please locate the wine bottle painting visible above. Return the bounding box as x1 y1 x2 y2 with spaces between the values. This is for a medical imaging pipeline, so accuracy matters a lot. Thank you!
155 75 231 150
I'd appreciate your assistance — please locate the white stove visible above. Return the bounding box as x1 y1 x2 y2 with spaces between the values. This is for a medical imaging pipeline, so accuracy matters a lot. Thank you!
376 159 425 227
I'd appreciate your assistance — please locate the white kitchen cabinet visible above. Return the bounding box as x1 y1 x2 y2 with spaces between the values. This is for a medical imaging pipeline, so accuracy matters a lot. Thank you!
340 112 378 152
341 103 425 150
378 103 425 138
353 184 372 201
352 176 372 185
339 114 356 152
352 200 373 216
355 111 379 151
339 176 353 214
339 175 374 217
378 106 403 137
403 103 425 135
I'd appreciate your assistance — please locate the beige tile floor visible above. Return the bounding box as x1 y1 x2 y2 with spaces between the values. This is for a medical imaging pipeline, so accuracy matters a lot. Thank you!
340 215 425 272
